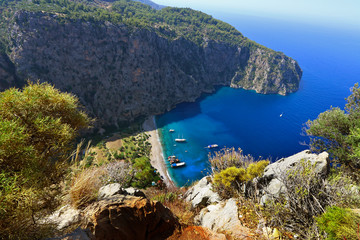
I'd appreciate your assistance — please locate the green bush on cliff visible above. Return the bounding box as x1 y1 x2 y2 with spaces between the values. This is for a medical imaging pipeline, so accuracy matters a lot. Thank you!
306 83 360 178
212 153 269 198
316 206 360 240
0 82 90 239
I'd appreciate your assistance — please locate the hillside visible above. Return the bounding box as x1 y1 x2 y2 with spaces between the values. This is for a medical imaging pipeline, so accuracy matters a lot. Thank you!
0 0 302 127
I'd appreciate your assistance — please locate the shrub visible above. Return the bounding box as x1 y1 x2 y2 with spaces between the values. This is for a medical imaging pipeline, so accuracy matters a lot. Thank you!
316 206 360 240
306 83 360 178
212 160 269 198
69 167 106 208
264 160 358 239
102 161 133 187
209 147 256 172
0 82 90 239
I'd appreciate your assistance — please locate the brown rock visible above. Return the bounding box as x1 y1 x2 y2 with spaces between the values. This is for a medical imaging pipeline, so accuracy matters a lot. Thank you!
84 195 179 240
176 226 227 240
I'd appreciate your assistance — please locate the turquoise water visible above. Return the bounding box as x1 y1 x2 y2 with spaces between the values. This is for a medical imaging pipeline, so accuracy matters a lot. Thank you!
156 14 360 187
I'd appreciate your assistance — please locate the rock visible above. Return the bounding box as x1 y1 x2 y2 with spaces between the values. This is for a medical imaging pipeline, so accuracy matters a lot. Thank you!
45 205 82 230
47 227 93 240
176 226 227 240
259 150 329 205
124 187 146 198
84 195 179 240
184 177 221 209
97 183 125 200
195 198 252 239
97 184 146 200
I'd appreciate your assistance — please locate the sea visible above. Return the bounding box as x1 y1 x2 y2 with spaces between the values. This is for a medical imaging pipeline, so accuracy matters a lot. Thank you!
155 13 360 187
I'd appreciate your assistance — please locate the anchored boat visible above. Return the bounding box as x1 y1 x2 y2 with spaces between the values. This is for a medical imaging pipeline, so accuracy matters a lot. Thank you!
206 144 219 149
171 162 186 168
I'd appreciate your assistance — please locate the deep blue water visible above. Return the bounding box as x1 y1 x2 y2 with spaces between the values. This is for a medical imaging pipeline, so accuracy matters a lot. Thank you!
156 14 360 187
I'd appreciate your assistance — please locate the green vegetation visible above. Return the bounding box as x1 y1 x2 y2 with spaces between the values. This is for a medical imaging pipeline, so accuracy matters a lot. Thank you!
0 82 90 239
0 0 266 50
316 206 360 240
306 83 360 178
210 148 269 198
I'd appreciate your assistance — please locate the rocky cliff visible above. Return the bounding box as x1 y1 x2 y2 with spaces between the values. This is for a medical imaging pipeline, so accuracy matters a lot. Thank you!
0 2 302 127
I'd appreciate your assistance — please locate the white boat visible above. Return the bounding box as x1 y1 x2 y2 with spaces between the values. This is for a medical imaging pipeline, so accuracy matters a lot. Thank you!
171 162 186 168
280 113 283 117
169 129 175 132
175 138 186 142
206 144 218 149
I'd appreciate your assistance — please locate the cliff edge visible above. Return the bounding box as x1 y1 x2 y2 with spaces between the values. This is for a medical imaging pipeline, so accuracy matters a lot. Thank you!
0 0 302 127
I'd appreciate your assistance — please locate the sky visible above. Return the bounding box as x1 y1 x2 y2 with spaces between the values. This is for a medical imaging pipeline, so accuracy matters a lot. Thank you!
152 0 360 29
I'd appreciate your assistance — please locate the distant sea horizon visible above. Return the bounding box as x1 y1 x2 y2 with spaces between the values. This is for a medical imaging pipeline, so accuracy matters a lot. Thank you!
155 13 360 187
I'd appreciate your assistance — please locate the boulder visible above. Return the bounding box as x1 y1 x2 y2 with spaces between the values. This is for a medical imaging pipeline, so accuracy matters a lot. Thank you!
84 195 179 240
195 199 252 239
97 183 125 200
184 177 221 209
45 205 82 230
258 150 329 205
97 184 146 200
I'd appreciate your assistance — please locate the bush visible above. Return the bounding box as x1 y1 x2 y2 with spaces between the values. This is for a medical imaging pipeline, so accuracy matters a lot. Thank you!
316 206 360 240
102 161 133 187
306 83 360 178
212 160 269 198
70 167 105 209
0 82 90 239
264 160 358 239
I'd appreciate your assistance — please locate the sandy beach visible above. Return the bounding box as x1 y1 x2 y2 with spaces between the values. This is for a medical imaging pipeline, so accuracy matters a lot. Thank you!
143 116 176 189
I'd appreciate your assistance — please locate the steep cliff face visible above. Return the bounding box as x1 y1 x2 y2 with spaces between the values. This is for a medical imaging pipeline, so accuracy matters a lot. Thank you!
2 10 302 127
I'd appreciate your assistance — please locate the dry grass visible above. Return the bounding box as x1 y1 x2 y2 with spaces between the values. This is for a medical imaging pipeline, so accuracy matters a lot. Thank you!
69 167 106 209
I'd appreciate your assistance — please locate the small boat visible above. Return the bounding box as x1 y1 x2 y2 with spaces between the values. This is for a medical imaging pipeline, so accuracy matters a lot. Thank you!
280 113 283 117
171 162 186 168
169 129 175 132
206 144 219 149
175 138 186 142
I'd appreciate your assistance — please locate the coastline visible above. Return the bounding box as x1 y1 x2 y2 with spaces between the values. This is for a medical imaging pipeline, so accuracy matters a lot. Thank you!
143 116 177 189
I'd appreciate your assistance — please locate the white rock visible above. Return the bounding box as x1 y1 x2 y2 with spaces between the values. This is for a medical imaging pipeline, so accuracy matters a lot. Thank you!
195 199 250 238
184 177 221 208
259 150 329 205
98 183 124 200
45 205 81 230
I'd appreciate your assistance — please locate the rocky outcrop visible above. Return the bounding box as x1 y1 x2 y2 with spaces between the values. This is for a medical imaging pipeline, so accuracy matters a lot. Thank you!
84 195 179 240
195 198 252 239
184 176 221 209
97 183 146 200
1 10 302 127
258 150 329 205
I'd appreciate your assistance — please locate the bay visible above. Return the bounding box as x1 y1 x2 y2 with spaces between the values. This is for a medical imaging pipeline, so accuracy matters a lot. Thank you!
156 13 360 187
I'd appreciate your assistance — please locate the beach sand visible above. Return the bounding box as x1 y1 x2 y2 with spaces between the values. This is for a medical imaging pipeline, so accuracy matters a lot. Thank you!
143 116 176 189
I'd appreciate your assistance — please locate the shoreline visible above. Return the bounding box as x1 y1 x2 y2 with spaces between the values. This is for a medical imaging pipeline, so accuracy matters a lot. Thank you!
142 116 177 189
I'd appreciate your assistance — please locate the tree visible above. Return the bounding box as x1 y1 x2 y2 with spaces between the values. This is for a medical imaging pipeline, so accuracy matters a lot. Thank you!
0 82 90 239
306 83 360 176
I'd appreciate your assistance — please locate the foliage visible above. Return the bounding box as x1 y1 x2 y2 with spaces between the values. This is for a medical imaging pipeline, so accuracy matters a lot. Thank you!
0 0 268 51
306 83 360 177
264 160 358 239
211 148 269 198
209 147 259 173
132 156 160 188
69 167 106 208
0 82 90 239
102 161 133 187
316 206 360 240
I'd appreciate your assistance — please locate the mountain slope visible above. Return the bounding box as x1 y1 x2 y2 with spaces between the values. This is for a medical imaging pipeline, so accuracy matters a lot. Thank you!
0 0 302 127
